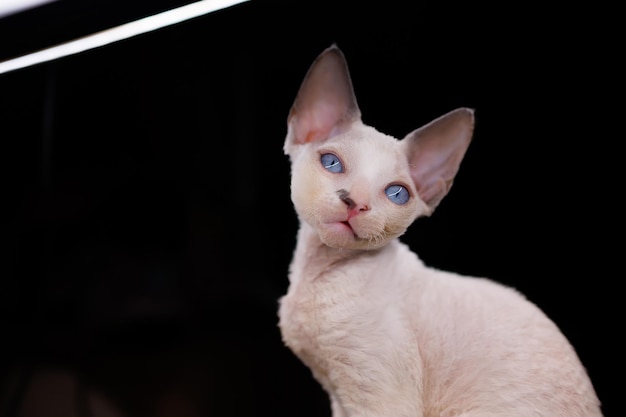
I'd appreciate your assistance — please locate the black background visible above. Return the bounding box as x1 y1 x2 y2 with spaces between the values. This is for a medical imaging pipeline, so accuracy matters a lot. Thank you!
0 1 617 416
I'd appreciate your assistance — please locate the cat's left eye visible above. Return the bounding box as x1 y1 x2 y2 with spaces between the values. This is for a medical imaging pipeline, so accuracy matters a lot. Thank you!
321 153 344 173
385 185 410 205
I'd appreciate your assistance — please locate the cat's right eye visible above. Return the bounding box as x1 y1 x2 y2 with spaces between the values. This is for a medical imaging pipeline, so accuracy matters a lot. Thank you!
321 153 344 173
385 184 410 205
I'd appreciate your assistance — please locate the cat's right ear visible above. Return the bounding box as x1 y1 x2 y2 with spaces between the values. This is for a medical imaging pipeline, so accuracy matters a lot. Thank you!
284 44 362 155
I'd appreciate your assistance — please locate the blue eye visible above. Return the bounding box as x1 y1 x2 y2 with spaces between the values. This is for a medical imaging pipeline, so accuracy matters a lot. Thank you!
321 153 343 173
385 185 410 205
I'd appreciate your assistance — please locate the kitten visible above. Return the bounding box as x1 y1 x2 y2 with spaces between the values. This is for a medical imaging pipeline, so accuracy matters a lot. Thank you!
278 44 602 417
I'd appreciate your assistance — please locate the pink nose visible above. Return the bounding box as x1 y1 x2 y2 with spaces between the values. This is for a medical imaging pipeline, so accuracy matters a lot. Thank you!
339 191 369 218
347 204 369 219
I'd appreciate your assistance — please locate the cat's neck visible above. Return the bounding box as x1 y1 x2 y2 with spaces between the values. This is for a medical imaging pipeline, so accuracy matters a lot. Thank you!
295 221 366 264
288 221 399 286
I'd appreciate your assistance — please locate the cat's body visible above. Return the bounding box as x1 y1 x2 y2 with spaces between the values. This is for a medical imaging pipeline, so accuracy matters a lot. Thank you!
278 45 602 417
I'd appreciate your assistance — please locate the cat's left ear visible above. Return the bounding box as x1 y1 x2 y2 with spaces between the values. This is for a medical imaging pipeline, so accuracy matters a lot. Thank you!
284 44 362 156
402 108 474 211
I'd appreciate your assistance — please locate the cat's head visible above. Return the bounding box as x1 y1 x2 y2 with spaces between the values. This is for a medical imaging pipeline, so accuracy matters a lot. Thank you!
284 45 474 250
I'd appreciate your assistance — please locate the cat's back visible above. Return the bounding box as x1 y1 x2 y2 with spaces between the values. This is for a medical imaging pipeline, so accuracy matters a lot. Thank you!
412 265 602 416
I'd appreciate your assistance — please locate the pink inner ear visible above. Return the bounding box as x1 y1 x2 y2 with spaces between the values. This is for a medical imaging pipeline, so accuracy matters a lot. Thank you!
304 130 322 143
286 45 361 147
297 100 348 144
403 108 474 210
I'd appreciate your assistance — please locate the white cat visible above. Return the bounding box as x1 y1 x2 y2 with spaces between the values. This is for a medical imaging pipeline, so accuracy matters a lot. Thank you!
278 44 602 417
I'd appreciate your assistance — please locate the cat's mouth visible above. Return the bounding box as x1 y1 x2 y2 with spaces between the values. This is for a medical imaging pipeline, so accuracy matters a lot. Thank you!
340 220 359 238
322 218 361 241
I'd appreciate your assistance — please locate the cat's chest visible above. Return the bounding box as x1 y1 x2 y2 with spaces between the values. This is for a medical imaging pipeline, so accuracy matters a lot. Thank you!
278 264 367 356
278 247 414 368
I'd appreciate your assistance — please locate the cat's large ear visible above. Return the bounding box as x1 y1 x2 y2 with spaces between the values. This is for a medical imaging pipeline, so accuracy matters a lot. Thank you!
402 108 474 211
284 44 362 155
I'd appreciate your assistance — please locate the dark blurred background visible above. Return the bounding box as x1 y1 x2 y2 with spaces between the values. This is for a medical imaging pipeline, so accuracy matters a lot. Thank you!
0 1 617 416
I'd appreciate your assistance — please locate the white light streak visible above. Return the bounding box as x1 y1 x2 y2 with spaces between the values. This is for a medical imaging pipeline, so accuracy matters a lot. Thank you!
0 0 58 18
0 0 248 75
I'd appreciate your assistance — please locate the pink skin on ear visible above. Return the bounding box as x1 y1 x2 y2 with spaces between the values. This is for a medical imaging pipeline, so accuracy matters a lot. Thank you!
286 45 361 148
